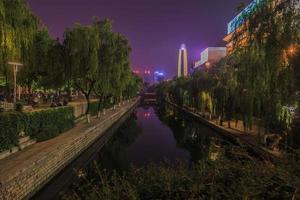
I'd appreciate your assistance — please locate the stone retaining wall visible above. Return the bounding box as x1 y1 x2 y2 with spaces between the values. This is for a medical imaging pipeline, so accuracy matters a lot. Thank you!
0 99 138 200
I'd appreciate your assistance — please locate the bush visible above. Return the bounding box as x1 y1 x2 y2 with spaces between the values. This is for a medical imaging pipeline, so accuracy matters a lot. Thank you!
15 102 24 112
26 106 75 141
0 106 75 152
89 99 114 116
89 101 99 116
62 155 300 200
0 112 27 152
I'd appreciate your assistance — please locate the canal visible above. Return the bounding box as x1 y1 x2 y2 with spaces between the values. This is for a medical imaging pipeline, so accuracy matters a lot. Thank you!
33 104 239 200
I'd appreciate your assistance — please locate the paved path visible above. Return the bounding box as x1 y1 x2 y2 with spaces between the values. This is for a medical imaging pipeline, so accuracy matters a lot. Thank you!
0 100 136 181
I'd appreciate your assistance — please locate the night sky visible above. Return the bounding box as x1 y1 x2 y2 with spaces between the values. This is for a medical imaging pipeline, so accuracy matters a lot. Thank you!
27 0 251 78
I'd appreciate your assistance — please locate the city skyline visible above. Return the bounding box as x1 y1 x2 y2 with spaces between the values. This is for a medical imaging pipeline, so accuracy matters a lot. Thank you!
27 0 251 78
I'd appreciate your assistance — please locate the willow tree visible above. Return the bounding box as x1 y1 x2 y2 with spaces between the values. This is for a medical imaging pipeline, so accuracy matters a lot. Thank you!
229 0 300 144
110 33 132 105
93 18 114 116
39 38 66 90
92 18 133 114
123 73 142 99
64 23 99 123
190 70 216 119
0 0 39 98
18 29 52 91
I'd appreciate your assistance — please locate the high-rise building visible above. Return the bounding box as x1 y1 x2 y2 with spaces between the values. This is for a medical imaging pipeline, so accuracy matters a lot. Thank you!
178 44 188 78
154 71 165 83
194 47 226 70
223 0 289 53
144 70 151 85
223 0 263 53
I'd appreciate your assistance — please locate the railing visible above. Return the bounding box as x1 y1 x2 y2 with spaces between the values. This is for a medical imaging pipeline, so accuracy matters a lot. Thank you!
0 102 14 112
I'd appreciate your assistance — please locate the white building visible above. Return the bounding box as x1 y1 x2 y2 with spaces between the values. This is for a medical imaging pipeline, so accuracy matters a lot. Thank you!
194 47 226 70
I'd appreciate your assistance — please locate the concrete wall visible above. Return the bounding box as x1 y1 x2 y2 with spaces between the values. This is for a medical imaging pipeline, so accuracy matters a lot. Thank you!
0 99 138 200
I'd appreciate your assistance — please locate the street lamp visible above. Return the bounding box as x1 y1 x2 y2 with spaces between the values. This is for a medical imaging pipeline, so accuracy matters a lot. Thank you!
8 61 23 103
205 62 211 70
288 46 296 55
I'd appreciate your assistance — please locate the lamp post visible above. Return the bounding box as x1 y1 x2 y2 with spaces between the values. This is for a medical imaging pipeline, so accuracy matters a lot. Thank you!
8 61 23 103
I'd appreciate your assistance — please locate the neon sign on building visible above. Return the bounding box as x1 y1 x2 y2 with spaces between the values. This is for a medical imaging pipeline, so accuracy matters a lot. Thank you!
227 0 263 34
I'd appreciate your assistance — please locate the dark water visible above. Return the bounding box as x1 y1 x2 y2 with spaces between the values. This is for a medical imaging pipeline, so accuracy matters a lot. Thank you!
33 104 235 199
98 105 233 171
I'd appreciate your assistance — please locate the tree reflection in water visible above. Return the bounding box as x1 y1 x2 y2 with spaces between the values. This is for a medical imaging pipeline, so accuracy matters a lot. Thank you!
156 104 235 163
62 105 267 199
96 114 142 172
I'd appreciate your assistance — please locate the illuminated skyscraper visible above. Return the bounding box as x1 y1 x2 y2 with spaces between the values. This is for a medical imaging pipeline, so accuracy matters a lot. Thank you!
178 44 188 77
154 71 165 83
144 70 151 85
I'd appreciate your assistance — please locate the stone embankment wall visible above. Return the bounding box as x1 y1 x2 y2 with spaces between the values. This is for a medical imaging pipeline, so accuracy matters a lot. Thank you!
0 99 138 200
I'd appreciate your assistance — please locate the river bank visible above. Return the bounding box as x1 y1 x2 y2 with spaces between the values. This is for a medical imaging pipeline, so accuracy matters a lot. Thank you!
0 98 138 200
60 104 300 200
165 100 281 162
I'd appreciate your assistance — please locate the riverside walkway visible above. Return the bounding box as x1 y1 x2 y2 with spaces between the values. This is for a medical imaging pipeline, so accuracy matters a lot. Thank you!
0 98 138 200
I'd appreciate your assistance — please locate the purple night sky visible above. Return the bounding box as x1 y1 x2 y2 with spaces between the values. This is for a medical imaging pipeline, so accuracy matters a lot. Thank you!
27 0 251 78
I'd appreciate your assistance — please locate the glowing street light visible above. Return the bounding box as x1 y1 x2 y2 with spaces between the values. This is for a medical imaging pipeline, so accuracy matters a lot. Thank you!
205 62 211 69
288 46 296 56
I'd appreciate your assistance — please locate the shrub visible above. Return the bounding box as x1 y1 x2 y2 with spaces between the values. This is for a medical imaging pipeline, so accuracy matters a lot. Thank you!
0 106 75 152
62 155 300 200
0 112 27 152
89 99 114 116
26 106 75 141
89 101 99 116
15 102 24 112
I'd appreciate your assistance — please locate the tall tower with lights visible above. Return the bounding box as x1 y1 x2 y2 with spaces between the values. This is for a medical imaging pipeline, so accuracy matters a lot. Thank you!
178 44 188 78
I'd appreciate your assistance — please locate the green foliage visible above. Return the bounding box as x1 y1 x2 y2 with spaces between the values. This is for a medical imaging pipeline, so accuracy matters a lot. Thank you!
26 107 74 141
0 1 139 109
88 98 117 117
0 106 74 152
0 112 26 152
64 21 103 115
64 18 140 115
62 152 300 200
15 102 23 112
0 0 40 93
89 101 99 116
156 0 300 140
92 18 140 106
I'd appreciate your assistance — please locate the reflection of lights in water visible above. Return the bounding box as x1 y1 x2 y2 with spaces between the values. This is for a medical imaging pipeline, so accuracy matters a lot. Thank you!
144 112 151 118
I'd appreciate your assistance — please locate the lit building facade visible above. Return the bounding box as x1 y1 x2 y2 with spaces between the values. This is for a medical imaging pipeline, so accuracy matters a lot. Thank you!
223 0 263 53
143 70 152 85
154 71 165 83
194 47 226 70
178 44 188 78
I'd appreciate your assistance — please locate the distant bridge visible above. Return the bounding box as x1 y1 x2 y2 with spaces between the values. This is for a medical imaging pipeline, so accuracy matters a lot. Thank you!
141 92 157 103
